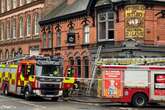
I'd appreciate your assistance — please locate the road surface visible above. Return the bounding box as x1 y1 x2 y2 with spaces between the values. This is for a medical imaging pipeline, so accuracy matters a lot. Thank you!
0 95 164 110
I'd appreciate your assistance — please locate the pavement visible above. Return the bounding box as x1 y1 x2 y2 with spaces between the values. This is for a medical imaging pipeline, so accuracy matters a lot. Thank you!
68 96 111 104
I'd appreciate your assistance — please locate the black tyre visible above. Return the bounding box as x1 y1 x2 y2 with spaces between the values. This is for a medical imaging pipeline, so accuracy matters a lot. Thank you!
24 88 31 100
3 85 8 96
51 97 59 101
132 93 148 107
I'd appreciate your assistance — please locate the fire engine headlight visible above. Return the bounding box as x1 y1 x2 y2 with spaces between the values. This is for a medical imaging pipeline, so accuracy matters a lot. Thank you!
34 90 41 95
59 90 63 96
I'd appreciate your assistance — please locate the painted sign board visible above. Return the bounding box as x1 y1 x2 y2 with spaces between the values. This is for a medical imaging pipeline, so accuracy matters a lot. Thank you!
102 69 123 98
125 5 145 39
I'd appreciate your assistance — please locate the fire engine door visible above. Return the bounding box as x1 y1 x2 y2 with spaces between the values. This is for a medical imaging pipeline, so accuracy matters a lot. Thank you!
27 64 35 82
150 71 165 101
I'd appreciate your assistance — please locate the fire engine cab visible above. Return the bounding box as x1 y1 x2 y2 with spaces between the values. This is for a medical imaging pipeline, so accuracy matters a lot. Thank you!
98 65 165 107
0 56 63 100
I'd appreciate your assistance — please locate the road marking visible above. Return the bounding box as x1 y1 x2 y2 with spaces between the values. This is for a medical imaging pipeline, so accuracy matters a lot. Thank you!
0 105 16 110
17 101 47 109
0 95 46 109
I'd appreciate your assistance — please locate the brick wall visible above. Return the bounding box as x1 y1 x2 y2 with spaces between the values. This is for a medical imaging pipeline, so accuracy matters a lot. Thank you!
116 5 165 45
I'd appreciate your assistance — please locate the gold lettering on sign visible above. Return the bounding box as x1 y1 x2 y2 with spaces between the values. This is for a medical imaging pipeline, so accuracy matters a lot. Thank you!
125 5 145 39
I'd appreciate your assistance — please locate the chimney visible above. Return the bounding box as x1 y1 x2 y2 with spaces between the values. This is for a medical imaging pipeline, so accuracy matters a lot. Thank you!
67 0 76 5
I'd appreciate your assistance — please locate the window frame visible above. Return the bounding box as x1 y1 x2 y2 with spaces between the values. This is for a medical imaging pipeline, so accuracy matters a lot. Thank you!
27 15 31 36
83 25 90 44
12 18 16 39
48 31 53 48
34 13 40 35
7 21 11 40
42 32 47 48
0 22 4 41
13 0 17 9
19 16 24 38
98 11 115 42
56 30 61 47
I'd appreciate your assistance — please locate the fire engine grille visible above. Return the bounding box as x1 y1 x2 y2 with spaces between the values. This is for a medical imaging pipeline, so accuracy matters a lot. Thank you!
40 84 60 95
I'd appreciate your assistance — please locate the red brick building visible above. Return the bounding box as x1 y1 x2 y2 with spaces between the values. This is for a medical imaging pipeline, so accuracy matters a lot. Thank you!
94 0 165 65
0 0 46 62
40 0 165 78
39 0 96 78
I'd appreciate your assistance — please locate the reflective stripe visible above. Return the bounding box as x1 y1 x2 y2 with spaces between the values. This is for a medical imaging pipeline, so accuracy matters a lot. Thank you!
18 80 21 86
20 74 24 81
29 75 35 82
24 81 28 86
63 77 75 84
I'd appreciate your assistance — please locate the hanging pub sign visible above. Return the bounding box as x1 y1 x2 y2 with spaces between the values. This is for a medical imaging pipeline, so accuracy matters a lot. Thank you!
125 5 145 39
67 33 75 44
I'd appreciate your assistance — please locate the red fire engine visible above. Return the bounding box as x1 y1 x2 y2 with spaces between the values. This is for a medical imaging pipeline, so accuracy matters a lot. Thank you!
98 65 165 107
0 56 63 100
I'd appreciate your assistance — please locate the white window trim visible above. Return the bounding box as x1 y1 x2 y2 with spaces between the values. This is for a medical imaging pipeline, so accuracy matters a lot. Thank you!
56 30 61 47
13 0 17 9
27 16 31 37
13 19 16 39
42 33 46 48
98 11 115 42
48 32 53 48
83 25 90 44
19 17 24 38
34 14 40 35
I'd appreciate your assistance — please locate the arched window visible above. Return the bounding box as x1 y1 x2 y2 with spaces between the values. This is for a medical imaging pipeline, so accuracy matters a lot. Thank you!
83 57 89 78
56 30 61 47
12 18 16 39
19 16 24 37
76 57 81 78
42 32 46 48
83 25 90 44
18 48 23 56
69 57 74 65
27 15 31 36
34 13 40 34
5 50 9 60
48 32 53 48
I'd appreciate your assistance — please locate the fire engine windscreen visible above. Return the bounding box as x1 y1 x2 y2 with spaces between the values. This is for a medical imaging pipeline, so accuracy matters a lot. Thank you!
36 65 62 77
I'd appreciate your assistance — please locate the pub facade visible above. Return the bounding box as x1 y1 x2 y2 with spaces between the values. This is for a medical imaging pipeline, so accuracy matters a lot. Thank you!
94 0 165 65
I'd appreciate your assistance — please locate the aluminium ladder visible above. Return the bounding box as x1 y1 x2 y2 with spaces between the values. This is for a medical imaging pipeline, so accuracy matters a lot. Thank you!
87 45 102 95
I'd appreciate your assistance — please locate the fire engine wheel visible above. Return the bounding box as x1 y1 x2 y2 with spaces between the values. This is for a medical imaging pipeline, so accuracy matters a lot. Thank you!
3 86 9 96
24 88 31 100
132 93 148 107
